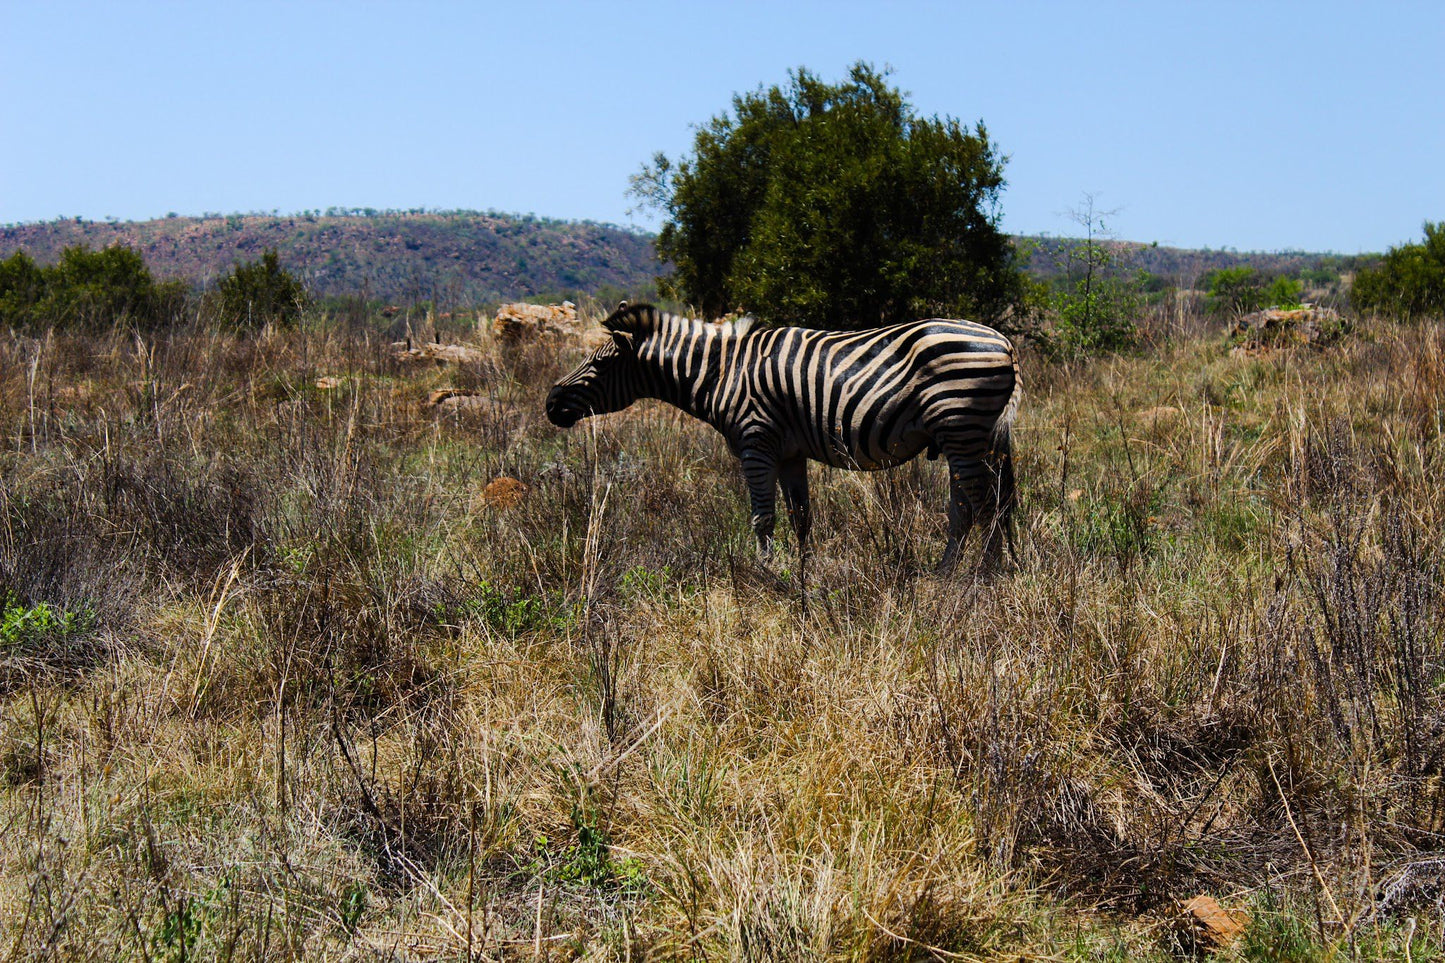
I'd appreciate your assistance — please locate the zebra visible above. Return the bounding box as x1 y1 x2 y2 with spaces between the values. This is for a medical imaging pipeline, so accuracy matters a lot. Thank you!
545 302 1020 572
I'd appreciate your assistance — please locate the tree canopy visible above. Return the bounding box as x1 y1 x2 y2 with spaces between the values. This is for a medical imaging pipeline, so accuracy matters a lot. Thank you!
630 63 1029 330
0 244 186 332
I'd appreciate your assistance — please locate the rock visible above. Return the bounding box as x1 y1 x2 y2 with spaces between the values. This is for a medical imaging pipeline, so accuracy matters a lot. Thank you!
491 301 580 342
479 476 529 510
1230 305 1348 353
392 341 487 365
1136 405 1183 424
426 387 501 414
1180 895 1247 950
427 387 469 406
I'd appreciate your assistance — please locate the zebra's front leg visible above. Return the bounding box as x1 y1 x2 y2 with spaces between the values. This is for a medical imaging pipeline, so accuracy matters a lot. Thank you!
740 451 780 560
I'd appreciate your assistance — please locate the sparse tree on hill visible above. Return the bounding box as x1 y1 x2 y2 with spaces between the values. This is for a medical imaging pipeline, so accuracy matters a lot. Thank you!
629 62 1031 330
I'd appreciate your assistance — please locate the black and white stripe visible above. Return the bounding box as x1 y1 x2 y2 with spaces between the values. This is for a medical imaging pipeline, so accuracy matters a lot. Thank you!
546 302 1020 569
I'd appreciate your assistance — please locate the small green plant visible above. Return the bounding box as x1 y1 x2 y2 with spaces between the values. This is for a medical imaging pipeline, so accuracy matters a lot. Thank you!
527 809 650 896
1239 890 1321 962
433 581 579 637
153 897 204 963
0 594 96 650
619 564 675 601
1069 486 1159 566
338 880 367 936
1262 275 1304 309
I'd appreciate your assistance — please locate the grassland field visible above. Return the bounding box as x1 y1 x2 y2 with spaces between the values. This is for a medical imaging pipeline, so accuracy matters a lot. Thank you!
1 299 1443 960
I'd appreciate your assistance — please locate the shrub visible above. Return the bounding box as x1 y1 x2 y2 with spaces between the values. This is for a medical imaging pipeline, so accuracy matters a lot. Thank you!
1046 198 1141 356
1262 275 1304 308
1203 266 1265 315
1352 221 1445 318
0 251 45 322
216 248 307 327
0 244 186 332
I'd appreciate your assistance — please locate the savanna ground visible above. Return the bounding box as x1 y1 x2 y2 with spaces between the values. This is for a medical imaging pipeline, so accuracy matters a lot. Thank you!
1 300 1443 961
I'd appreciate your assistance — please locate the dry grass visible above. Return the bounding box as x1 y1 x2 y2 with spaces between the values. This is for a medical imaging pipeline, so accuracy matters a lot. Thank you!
1 307 1443 960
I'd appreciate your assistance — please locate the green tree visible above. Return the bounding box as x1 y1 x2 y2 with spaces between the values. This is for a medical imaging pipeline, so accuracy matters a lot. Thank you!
1352 222 1445 318
1049 194 1139 356
1 244 185 331
216 248 308 327
0 251 45 325
1204 266 1266 315
629 62 1029 330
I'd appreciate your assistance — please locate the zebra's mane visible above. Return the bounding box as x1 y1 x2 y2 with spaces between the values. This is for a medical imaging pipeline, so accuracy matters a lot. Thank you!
602 301 757 339
601 302 660 336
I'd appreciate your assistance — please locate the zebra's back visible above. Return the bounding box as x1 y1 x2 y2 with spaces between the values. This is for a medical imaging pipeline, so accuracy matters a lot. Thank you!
745 319 1017 469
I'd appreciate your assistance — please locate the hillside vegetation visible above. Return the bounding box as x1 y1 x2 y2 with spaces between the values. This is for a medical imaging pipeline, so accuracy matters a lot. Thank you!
0 211 660 306
0 212 1361 320
1 295 1441 959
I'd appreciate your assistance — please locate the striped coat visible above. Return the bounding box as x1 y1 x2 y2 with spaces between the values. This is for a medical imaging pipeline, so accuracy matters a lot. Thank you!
546 303 1020 569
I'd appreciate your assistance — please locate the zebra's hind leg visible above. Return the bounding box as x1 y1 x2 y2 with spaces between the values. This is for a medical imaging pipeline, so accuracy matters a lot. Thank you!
938 457 978 574
779 457 811 606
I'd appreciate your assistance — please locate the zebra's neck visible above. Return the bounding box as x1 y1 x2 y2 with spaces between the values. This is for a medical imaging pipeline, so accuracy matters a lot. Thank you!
635 313 740 429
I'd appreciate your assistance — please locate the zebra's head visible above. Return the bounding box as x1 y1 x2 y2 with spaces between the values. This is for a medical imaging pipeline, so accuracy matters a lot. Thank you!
545 302 656 428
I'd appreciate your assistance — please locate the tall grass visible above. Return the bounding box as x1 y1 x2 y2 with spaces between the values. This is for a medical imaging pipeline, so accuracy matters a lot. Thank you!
1 306 1442 959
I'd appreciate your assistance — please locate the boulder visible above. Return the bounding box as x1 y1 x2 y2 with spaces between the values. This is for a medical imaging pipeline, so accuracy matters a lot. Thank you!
1230 305 1348 355
491 301 580 342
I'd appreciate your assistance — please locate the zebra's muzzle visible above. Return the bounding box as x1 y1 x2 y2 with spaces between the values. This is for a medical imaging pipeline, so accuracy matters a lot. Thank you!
545 386 583 428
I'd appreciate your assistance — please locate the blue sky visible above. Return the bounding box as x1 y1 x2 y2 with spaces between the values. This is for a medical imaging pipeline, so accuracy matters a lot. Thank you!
3 1 1441 253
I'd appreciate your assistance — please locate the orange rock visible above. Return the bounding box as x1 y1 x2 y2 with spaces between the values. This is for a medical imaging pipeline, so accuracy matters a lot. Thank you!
427 387 468 406
1181 895 1247 949
491 301 580 341
480 477 528 509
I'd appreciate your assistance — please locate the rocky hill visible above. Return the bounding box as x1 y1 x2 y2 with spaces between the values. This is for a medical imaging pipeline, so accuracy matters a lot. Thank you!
0 210 661 306
1 210 1360 309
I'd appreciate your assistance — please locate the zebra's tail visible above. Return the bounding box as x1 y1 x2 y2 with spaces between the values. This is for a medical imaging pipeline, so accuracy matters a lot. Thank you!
988 353 1022 554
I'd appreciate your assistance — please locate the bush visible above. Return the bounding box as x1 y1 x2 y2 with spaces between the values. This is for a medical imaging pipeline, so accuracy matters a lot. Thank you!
1203 266 1265 315
216 248 307 328
1352 221 1445 318
1262 275 1304 309
630 62 1031 330
0 251 45 320
0 244 186 332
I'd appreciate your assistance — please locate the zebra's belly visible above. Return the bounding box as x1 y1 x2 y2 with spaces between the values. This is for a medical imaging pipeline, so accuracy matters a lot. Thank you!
806 426 931 471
